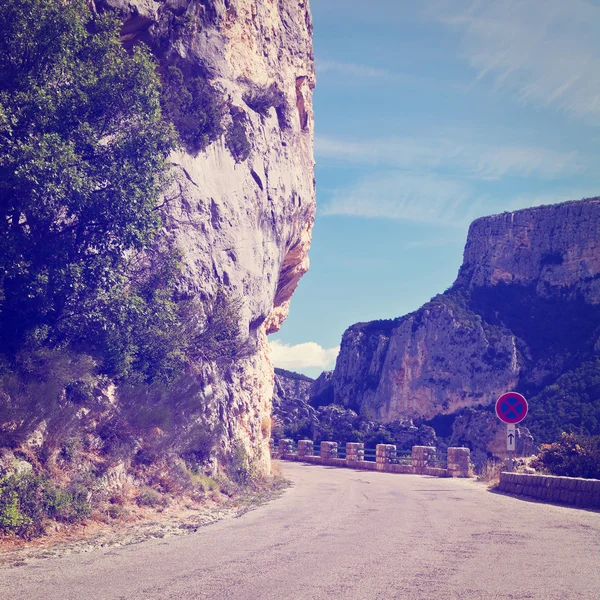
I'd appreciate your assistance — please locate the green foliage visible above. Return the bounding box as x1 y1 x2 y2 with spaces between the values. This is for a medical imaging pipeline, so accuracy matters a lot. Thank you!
528 359 600 443
469 284 600 371
0 471 91 538
188 288 249 364
225 116 251 163
188 470 218 492
161 65 223 152
532 433 600 479
242 83 288 127
0 0 176 364
97 375 221 469
136 486 166 508
0 348 95 449
71 248 190 383
274 368 313 383
228 442 253 486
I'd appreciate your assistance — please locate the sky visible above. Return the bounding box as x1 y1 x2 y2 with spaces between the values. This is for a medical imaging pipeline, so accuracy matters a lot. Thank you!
269 0 600 378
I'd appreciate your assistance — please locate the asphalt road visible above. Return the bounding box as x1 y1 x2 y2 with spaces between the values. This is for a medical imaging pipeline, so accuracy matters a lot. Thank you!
2 461 599 600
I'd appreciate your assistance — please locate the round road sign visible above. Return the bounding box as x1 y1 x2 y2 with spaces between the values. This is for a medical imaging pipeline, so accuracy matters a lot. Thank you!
495 392 528 424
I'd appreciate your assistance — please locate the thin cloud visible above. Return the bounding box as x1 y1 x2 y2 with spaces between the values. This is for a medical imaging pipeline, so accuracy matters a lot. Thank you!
269 340 340 370
315 135 582 180
320 172 481 226
317 60 395 79
433 0 600 120
320 171 598 226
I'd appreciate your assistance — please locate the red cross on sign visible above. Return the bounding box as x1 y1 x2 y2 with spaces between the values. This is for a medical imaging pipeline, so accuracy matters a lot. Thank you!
495 392 528 424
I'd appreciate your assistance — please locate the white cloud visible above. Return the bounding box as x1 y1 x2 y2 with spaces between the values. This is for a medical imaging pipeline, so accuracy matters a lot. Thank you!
320 171 481 226
269 340 340 371
320 170 599 226
317 60 395 79
432 0 600 119
315 135 583 180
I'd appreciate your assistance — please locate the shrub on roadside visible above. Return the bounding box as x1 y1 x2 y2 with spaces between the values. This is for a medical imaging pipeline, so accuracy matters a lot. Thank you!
477 459 504 483
0 472 91 538
136 486 167 508
531 433 600 479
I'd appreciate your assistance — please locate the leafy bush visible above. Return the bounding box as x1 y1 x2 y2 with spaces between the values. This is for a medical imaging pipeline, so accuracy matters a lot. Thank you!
225 115 251 163
531 433 600 479
136 486 166 508
228 442 253 486
186 288 250 365
0 349 95 450
0 472 91 538
161 65 223 152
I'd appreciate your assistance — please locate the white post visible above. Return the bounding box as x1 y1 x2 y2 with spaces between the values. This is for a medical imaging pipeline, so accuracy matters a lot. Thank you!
507 423 516 472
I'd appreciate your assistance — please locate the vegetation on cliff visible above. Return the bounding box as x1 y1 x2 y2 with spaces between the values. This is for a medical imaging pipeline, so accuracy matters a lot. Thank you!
528 359 600 442
161 65 223 153
0 0 262 539
0 0 175 372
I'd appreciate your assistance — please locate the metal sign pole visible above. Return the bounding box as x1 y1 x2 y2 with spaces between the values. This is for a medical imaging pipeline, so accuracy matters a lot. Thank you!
496 392 527 474
507 423 516 472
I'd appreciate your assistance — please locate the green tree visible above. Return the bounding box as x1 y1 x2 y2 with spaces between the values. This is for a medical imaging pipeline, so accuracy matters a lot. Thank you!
161 65 223 152
0 0 176 358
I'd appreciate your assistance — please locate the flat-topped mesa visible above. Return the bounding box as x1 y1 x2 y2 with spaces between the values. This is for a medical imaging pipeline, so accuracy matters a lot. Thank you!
99 0 316 471
318 198 600 424
455 197 600 302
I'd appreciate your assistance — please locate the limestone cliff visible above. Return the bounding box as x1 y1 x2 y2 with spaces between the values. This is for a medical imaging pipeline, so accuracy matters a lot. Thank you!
320 198 600 437
97 0 316 471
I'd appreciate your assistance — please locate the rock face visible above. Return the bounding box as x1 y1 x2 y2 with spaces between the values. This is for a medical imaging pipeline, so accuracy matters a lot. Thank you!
449 409 536 469
323 199 600 434
272 369 436 450
97 0 316 471
456 199 600 302
272 368 317 432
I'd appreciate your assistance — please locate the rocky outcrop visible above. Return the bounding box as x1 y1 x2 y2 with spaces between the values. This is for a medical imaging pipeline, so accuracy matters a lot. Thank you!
272 369 436 450
96 0 316 471
449 409 536 468
322 198 600 439
272 368 317 431
456 199 600 303
332 304 519 421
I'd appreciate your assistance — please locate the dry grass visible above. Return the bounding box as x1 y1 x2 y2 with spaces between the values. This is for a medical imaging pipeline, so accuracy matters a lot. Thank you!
477 459 504 485
270 461 284 478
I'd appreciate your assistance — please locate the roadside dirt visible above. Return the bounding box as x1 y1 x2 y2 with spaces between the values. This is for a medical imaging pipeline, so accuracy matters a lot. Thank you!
0 478 289 569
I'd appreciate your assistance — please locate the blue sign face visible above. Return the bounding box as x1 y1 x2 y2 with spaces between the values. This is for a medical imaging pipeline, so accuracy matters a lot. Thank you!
496 392 528 424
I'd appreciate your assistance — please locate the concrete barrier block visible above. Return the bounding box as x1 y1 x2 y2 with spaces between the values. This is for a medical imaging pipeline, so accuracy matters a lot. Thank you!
320 441 338 460
447 447 471 477
278 438 293 456
297 440 314 458
346 442 364 463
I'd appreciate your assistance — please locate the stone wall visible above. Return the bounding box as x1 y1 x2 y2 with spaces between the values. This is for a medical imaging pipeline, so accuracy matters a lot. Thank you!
498 472 600 507
274 439 472 478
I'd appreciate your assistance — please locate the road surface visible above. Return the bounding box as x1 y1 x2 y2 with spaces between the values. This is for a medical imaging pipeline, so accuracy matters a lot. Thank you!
1 461 599 599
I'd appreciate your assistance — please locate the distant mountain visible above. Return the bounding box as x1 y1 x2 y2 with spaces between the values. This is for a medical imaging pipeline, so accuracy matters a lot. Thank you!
309 198 600 446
